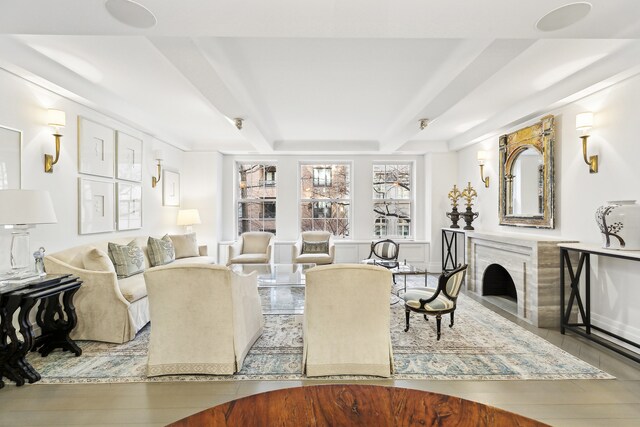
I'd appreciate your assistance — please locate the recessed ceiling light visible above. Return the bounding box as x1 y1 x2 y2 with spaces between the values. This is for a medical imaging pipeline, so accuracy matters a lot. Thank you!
536 2 592 32
105 0 157 29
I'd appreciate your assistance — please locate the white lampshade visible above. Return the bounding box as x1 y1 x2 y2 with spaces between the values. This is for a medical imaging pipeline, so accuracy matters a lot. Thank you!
154 150 165 161
576 112 594 133
477 150 488 164
0 190 57 225
176 209 201 226
47 109 66 128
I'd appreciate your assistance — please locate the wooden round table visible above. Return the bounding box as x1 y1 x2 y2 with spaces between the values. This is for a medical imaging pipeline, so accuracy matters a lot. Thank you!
168 384 548 426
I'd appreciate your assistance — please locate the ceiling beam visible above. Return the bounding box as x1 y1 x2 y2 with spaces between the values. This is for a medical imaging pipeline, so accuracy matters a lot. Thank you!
379 39 535 154
149 37 274 153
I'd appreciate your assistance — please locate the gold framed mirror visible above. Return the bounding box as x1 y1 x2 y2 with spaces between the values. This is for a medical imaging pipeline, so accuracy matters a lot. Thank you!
499 115 555 228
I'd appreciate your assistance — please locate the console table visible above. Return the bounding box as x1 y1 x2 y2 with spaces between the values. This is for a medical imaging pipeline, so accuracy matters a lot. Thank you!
441 228 465 273
0 274 82 388
559 243 640 363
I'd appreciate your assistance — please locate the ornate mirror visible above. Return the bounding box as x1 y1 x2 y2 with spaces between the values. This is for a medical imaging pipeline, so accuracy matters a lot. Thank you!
499 115 555 228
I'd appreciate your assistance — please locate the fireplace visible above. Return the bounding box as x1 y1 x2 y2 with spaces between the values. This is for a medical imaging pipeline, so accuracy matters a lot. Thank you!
482 264 517 301
466 231 577 327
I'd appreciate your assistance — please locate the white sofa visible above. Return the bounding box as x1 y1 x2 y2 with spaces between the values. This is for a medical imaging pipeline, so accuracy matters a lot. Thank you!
44 235 215 344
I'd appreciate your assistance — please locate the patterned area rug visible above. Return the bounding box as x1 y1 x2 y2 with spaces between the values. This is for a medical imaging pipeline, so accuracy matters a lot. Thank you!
28 277 613 383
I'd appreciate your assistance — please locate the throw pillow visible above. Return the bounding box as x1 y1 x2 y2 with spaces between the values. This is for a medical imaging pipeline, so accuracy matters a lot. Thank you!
83 247 116 273
108 240 145 278
301 240 329 255
169 233 199 259
147 235 176 267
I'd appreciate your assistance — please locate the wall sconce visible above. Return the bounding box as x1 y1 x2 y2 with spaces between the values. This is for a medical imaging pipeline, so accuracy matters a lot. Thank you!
477 151 490 188
576 112 597 173
44 109 66 173
151 150 164 188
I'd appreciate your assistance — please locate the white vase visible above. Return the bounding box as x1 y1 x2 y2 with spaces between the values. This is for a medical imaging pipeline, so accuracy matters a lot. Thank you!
595 200 640 250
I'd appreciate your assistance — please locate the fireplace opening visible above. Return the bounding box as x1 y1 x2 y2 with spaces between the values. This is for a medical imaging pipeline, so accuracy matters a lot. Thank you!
482 264 517 301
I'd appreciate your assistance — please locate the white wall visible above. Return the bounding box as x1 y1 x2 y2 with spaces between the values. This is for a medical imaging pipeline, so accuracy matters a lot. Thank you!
0 69 186 260
456 73 640 346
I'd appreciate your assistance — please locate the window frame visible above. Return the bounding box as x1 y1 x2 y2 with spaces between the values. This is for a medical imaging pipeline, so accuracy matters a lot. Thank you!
235 162 278 236
371 161 415 240
298 161 353 239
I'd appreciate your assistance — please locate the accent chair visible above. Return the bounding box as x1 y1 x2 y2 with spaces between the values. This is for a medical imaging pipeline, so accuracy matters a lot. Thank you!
143 263 264 376
362 238 400 283
227 231 275 265
302 264 394 377
402 264 467 340
291 231 335 265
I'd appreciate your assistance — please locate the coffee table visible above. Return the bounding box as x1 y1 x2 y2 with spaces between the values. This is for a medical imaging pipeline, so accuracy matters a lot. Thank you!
230 264 315 314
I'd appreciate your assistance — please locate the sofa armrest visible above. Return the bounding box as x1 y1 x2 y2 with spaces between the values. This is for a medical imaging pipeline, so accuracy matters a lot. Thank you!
228 239 243 262
198 245 208 256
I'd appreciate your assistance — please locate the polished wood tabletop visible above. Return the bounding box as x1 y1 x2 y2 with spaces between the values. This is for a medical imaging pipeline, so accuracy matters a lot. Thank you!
168 384 548 426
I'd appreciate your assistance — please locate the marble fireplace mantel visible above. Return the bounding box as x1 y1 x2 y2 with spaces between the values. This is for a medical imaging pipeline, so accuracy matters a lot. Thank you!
466 231 577 328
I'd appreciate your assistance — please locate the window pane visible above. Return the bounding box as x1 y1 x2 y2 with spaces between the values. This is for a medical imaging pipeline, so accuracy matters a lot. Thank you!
237 163 277 236
301 164 350 200
300 163 351 237
300 201 350 238
373 164 411 200
372 201 411 237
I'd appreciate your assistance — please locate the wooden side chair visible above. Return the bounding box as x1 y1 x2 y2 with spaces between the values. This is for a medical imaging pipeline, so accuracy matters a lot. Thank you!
362 239 399 283
402 264 467 340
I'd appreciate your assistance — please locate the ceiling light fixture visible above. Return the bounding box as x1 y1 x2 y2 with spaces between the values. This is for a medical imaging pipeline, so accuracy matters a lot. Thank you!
535 2 592 32
105 0 157 29
419 118 429 130
234 118 244 130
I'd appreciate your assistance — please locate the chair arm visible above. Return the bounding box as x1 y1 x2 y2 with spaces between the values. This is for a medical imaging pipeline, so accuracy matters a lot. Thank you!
418 287 443 309
198 245 208 256
292 239 303 261
266 236 275 264
228 239 243 261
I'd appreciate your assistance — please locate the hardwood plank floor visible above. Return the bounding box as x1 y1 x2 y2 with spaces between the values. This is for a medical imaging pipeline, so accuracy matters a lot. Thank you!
1 292 639 426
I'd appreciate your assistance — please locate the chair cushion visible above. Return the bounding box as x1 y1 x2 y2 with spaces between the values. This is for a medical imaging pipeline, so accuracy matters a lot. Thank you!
229 253 269 264
294 253 332 265
169 233 199 259
172 256 217 265
83 247 115 272
242 233 272 254
108 240 145 278
374 241 398 259
403 288 455 311
302 240 329 254
118 273 147 303
147 235 175 267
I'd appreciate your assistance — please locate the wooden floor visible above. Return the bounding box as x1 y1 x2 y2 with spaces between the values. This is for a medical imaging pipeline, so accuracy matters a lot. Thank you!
1 293 639 427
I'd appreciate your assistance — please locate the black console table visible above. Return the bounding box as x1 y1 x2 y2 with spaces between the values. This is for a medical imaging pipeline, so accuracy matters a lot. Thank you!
559 243 640 364
442 228 466 273
0 274 82 388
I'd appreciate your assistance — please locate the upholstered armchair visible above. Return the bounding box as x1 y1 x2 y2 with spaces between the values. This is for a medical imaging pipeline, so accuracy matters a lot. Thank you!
143 264 264 376
227 231 275 265
403 264 467 340
303 264 394 377
291 231 335 265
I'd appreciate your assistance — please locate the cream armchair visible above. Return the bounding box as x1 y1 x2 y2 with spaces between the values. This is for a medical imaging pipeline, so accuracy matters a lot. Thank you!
227 232 275 265
143 264 264 376
302 264 394 377
292 231 335 265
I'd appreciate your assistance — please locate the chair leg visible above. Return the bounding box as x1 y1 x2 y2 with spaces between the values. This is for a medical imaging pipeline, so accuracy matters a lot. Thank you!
404 309 410 332
450 311 455 328
423 315 428 321
436 314 442 340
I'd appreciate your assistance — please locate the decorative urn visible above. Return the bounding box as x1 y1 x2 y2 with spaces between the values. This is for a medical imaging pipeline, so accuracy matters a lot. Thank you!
595 200 640 250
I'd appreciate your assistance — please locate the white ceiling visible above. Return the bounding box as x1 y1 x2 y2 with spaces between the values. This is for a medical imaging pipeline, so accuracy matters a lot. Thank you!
1 0 639 154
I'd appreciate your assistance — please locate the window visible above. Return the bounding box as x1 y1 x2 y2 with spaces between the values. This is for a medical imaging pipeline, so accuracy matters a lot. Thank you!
372 163 412 238
237 164 277 235
300 164 350 237
313 167 332 187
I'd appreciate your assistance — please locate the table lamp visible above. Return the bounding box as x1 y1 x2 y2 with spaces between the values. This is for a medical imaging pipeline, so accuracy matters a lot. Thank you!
0 190 57 283
176 209 201 233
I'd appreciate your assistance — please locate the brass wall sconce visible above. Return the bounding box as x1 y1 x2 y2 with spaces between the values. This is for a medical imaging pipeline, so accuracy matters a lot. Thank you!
151 150 164 188
44 109 66 173
419 118 429 130
576 112 598 173
477 151 490 188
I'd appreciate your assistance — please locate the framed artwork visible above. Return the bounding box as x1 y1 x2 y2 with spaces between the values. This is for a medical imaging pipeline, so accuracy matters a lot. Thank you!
78 117 115 178
116 131 142 182
117 183 142 230
0 125 21 189
79 178 115 235
162 170 180 207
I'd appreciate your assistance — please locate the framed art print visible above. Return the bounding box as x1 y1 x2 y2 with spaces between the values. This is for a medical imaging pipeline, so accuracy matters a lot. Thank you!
78 117 115 178
116 131 142 182
162 170 180 207
79 178 115 234
117 182 142 230
0 125 21 189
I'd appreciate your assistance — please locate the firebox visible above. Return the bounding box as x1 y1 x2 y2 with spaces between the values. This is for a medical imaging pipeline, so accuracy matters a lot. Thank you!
482 264 517 301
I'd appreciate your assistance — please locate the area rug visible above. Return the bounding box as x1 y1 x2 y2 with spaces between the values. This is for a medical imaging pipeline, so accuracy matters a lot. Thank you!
28 277 613 383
